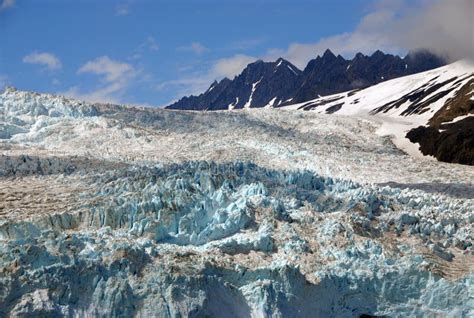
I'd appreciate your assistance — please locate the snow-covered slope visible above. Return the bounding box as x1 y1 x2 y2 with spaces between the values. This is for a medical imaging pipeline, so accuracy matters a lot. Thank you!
283 61 474 160
284 61 472 121
0 88 473 317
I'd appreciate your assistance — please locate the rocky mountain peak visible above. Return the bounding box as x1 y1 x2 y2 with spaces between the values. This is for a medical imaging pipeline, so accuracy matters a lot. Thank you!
371 50 386 58
167 49 446 110
322 48 337 59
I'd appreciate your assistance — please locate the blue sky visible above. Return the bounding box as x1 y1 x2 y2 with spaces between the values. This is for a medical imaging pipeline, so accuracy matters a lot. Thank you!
0 0 470 106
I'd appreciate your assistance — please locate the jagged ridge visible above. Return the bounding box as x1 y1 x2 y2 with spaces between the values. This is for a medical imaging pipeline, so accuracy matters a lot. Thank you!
166 49 445 110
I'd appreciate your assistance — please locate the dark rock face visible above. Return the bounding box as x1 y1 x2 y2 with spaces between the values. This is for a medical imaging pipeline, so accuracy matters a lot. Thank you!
291 49 445 104
166 49 445 110
406 79 474 166
167 58 301 110
428 78 474 126
406 117 474 165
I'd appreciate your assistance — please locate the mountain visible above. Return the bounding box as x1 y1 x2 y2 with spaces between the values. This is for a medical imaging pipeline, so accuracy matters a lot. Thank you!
291 49 446 103
167 58 301 110
166 49 445 110
283 60 474 165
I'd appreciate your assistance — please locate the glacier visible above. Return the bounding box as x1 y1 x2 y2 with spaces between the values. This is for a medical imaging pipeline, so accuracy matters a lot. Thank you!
0 87 473 317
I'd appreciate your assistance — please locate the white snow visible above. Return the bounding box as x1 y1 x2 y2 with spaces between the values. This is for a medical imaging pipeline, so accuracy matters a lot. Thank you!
374 117 432 159
282 60 474 158
469 87 474 100
443 113 474 124
274 60 284 73
228 97 239 110
287 64 298 75
244 77 262 109
264 97 277 108
1 87 472 186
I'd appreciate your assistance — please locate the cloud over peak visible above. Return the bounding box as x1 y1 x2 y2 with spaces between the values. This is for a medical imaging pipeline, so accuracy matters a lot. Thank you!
268 0 473 67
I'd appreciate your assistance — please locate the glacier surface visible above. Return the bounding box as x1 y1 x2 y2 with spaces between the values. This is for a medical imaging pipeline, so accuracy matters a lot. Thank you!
0 87 473 317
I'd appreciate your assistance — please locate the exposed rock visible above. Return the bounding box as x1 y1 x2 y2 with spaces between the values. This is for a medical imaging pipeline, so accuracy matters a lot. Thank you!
166 49 445 110
406 117 474 165
167 58 301 110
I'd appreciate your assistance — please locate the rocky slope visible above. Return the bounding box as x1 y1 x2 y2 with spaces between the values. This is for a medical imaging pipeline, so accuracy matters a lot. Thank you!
0 88 473 317
166 49 445 110
406 78 474 164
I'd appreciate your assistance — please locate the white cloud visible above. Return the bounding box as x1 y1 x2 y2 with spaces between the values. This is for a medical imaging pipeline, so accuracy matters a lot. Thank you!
159 0 473 103
23 52 62 71
387 0 473 61
210 54 255 79
62 84 123 105
265 0 473 66
0 0 15 12
158 3 402 97
262 7 404 69
156 54 255 98
78 56 134 82
264 32 399 69
177 42 209 55
64 56 136 104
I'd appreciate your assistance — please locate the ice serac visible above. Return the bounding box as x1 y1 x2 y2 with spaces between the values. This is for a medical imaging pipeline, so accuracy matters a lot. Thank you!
1 161 472 317
0 88 473 317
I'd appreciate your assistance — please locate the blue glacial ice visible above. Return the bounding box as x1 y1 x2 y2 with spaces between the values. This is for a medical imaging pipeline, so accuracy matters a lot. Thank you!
0 161 472 317
0 88 473 317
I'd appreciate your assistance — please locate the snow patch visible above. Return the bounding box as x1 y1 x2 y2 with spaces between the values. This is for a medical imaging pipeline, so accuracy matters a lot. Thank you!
244 77 263 109
443 113 474 124
264 97 277 108
228 97 239 110
287 65 298 75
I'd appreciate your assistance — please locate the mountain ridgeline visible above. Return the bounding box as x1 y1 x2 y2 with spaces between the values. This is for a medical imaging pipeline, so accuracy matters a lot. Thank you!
166 49 445 110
